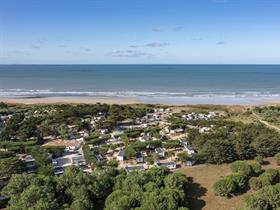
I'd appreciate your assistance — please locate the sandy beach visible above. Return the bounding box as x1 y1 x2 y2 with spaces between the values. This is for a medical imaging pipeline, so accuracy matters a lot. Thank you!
1 96 280 106
0 97 142 105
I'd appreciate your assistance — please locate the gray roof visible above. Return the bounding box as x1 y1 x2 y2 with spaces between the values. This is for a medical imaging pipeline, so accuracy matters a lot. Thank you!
155 147 164 153
125 165 145 172
117 150 125 157
54 167 64 175
53 157 71 167
157 161 176 167
72 156 86 166
93 151 104 161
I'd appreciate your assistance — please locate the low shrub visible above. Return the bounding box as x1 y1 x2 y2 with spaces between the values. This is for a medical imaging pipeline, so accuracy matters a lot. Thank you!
249 177 262 190
228 173 247 190
250 163 262 175
230 161 252 177
274 153 280 166
254 155 265 165
259 168 278 187
213 176 236 197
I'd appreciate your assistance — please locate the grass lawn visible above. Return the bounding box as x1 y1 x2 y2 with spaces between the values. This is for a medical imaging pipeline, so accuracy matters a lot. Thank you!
176 157 278 210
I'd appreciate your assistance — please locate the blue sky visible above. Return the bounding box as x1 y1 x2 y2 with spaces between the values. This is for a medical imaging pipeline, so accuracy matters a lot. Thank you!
0 0 280 64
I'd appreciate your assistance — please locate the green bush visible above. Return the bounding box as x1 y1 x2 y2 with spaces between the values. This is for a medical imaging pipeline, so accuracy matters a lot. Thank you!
213 176 236 197
258 168 278 187
124 146 136 159
230 161 252 177
82 145 96 166
265 168 278 184
274 153 280 165
0 141 37 152
0 157 25 179
163 140 181 149
228 173 246 190
250 163 262 175
0 151 14 158
107 159 118 168
254 155 265 165
259 174 273 187
242 183 280 210
249 177 262 190
124 129 143 138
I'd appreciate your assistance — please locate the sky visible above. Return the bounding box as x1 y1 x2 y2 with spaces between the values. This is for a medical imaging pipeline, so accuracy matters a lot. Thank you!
0 0 280 64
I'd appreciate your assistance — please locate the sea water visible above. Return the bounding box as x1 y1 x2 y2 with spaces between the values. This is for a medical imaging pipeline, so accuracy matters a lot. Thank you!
0 64 280 104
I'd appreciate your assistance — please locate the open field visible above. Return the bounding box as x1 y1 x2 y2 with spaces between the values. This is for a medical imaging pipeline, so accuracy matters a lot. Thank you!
176 157 278 210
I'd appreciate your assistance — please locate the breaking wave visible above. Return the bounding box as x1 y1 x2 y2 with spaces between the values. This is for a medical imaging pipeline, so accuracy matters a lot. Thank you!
1 89 280 98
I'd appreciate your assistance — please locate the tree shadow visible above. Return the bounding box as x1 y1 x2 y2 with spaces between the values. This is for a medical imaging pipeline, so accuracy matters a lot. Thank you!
232 184 251 197
262 160 270 165
185 177 207 210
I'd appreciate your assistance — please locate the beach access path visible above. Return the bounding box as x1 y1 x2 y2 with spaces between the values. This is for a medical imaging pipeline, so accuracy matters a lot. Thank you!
252 112 280 133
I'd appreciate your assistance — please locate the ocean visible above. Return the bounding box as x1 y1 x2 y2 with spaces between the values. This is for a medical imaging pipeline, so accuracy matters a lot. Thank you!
0 64 280 104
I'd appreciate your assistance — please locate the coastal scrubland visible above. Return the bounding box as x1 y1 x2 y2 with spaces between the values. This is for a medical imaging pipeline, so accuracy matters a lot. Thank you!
177 157 279 210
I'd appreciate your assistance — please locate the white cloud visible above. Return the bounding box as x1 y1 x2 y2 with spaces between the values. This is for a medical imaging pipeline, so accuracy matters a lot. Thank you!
108 50 153 58
144 42 169 47
216 41 225 45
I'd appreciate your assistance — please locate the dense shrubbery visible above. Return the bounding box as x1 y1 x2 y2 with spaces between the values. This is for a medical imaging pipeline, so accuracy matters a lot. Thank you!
163 140 181 149
0 157 25 179
249 168 279 191
105 167 189 210
188 121 280 164
124 145 136 159
1 166 190 210
241 184 280 210
0 103 151 141
82 144 96 166
2 166 119 210
213 176 236 197
230 161 253 177
0 141 37 153
0 151 14 159
84 135 111 145
214 158 280 200
124 129 143 138
250 163 262 175
274 153 280 166
254 155 265 165
248 177 263 191
254 106 280 125
213 172 248 197
213 161 264 197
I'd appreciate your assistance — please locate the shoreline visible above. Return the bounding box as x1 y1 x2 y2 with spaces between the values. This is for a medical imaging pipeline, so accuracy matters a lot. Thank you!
0 96 280 106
